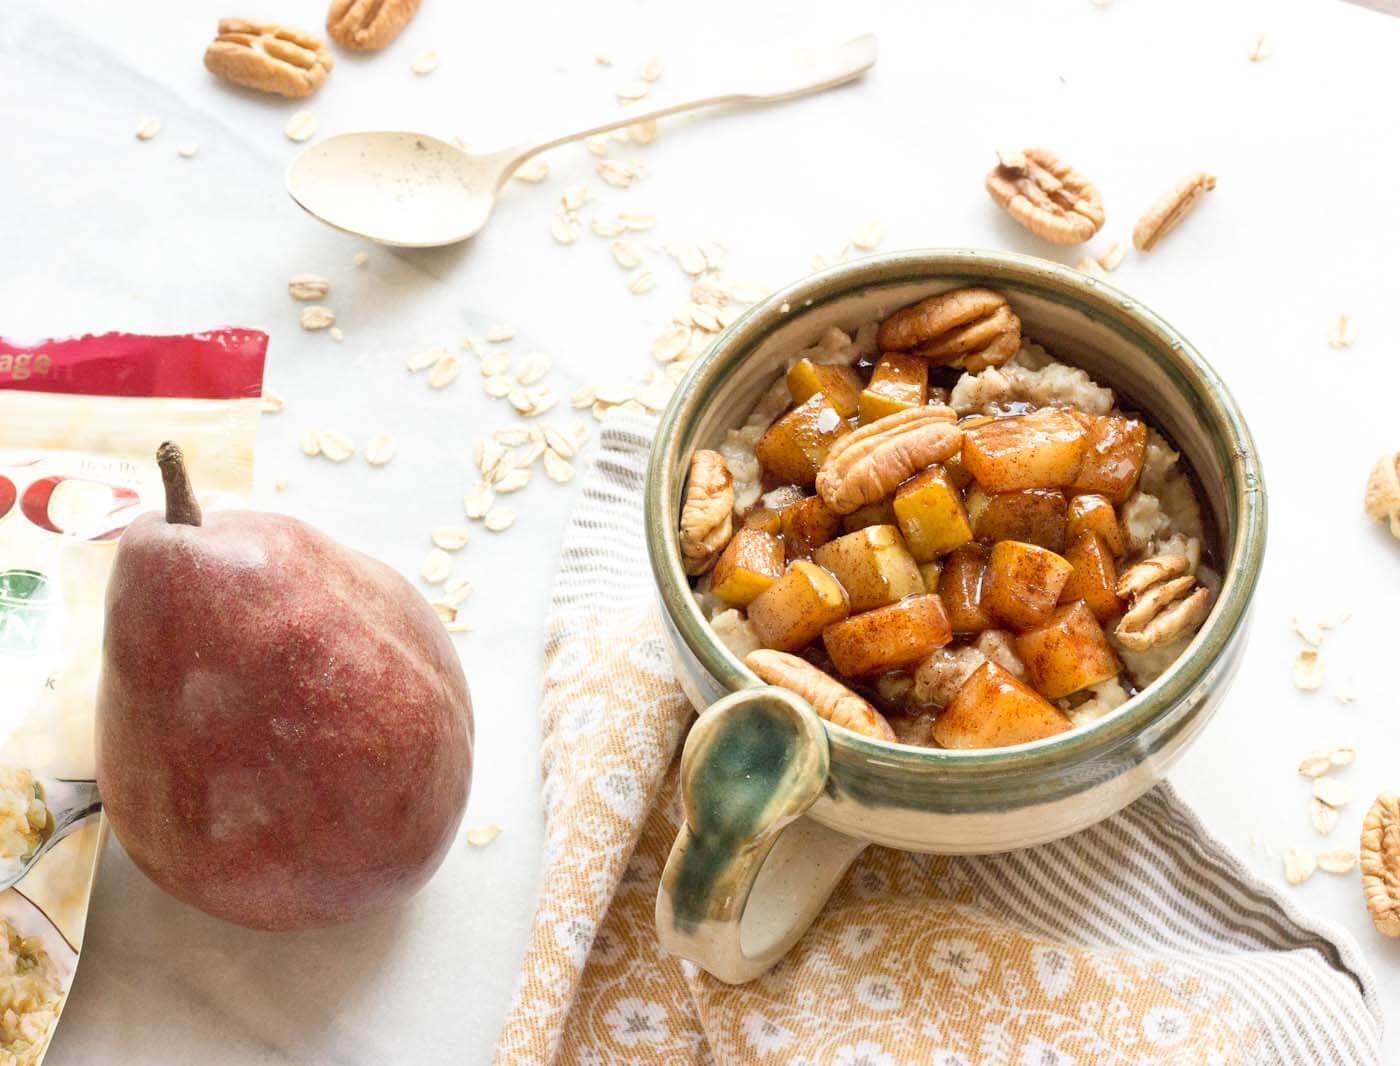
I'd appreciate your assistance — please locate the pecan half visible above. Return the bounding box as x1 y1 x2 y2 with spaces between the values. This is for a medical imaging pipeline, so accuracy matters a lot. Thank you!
746 649 896 741
876 287 1022 372
815 407 962 515
203 19 333 98
1132 171 1216 252
1115 552 1191 598
985 147 1105 246
1361 792 1400 937
1364 451 1400 539
1113 554 1211 651
327 0 421 52
679 449 734 575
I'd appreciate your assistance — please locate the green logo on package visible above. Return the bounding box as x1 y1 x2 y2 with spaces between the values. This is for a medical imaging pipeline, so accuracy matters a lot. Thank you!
0 569 52 654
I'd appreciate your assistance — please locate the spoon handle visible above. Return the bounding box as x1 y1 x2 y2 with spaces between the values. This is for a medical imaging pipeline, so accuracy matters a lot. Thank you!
497 34 877 184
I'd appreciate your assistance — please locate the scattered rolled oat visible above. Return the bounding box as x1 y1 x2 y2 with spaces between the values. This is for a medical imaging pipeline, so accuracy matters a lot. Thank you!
330 327 344 342
597 159 645 188
618 210 655 231
300 428 321 456
517 354 551 386
1312 798 1340 836
542 449 575 483
494 468 531 493
639 55 663 82
1299 748 1335 779
1327 315 1356 350
352 250 369 267
432 526 471 551
484 374 513 398
466 823 501 847
365 432 396 466
570 385 597 408
1317 849 1357 875
445 619 473 633
1283 847 1316 885
288 274 330 300
481 349 512 377
616 80 648 101
851 221 884 251
429 353 463 388
484 506 516 532
445 574 474 601
1132 171 1216 252
1098 242 1127 272
629 119 658 145
317 430 355 462
561 184 592 211
284 110 317 142
1314 776 1354 809
464 481 495 519
672 243 707 276
552 213 581 244
651 325 691 363
260 389 286 414
626 270 656 294
421 548 452 584
300 305 336 330
135 116 162 141
513 157 550 183
486 325 516 343
408 345 446 371
1292 648 1322 691
177 142 199 159
1292 616 1325 647
611 240 643 269
411 49 439 74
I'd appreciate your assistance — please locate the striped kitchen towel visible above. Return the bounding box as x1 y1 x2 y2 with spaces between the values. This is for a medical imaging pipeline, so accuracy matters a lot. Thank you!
495 415 1383 1065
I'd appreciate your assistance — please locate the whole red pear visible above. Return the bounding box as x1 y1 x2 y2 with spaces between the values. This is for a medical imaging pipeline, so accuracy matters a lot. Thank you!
96 443 473 930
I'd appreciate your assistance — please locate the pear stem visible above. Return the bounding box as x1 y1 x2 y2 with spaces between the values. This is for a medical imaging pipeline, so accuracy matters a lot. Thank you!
156 442 202 527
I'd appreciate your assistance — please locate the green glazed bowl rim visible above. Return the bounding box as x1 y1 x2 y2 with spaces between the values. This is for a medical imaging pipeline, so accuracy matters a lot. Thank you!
645 248 1266 776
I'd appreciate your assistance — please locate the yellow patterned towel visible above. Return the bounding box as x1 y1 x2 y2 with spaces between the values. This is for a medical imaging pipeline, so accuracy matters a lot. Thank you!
495 418 1382 1065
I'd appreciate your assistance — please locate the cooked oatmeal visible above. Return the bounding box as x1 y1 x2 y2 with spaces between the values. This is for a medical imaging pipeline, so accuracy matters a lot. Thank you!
683 287 1219 749
0 771 46 880
0 918 62 1066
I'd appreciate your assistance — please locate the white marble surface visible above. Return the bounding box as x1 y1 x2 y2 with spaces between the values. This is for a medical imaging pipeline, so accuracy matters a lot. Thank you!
5 0 1399 1061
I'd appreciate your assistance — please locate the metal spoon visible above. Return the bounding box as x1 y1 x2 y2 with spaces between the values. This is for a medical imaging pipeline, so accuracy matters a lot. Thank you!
285 34 878 248
1 778 101 894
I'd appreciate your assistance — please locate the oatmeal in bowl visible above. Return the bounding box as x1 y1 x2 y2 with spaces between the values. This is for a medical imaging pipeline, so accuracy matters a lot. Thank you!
681 284 1220 750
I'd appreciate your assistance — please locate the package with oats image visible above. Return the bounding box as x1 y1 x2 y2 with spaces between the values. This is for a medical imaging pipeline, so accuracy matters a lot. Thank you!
0 330 266 1065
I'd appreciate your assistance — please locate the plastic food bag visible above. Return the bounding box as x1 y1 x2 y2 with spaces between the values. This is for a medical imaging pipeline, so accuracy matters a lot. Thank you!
0 330 266 1066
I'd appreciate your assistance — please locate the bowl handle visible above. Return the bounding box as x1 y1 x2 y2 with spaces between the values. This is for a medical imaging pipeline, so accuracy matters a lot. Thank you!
655 684 868 984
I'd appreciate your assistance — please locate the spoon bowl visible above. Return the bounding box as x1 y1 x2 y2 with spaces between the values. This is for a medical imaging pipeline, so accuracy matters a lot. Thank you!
287 132 507 247
286 34 879 247
0 777 101 894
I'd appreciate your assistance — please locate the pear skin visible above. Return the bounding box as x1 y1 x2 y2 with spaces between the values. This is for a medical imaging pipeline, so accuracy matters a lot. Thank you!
96 443 473 930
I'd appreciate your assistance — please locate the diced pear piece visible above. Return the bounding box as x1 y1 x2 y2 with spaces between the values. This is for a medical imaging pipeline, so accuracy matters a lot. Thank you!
981 540 1074 630
754 395 852 485
842 498 897 533
918 561 942 592
932 660 1072 749
962 408 1088 492
710 526 786 607
1058 531 1123 621
893 466 973 561
742 508 783 536
938 542 993 634
748 559 850 652
859 352 928 424
1015 600 1121 699
822 593 952 677
812 525 924 613
1070 413 1147 502
779 494 842 561
1066 493 1127 557
786 359 863 419
967 486 1067 552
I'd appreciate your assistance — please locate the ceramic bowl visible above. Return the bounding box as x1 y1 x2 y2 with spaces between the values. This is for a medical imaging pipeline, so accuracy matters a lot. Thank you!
646 250 1265 983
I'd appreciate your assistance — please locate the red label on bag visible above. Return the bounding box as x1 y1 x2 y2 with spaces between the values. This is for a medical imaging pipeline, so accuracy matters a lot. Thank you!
0 329 268 399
